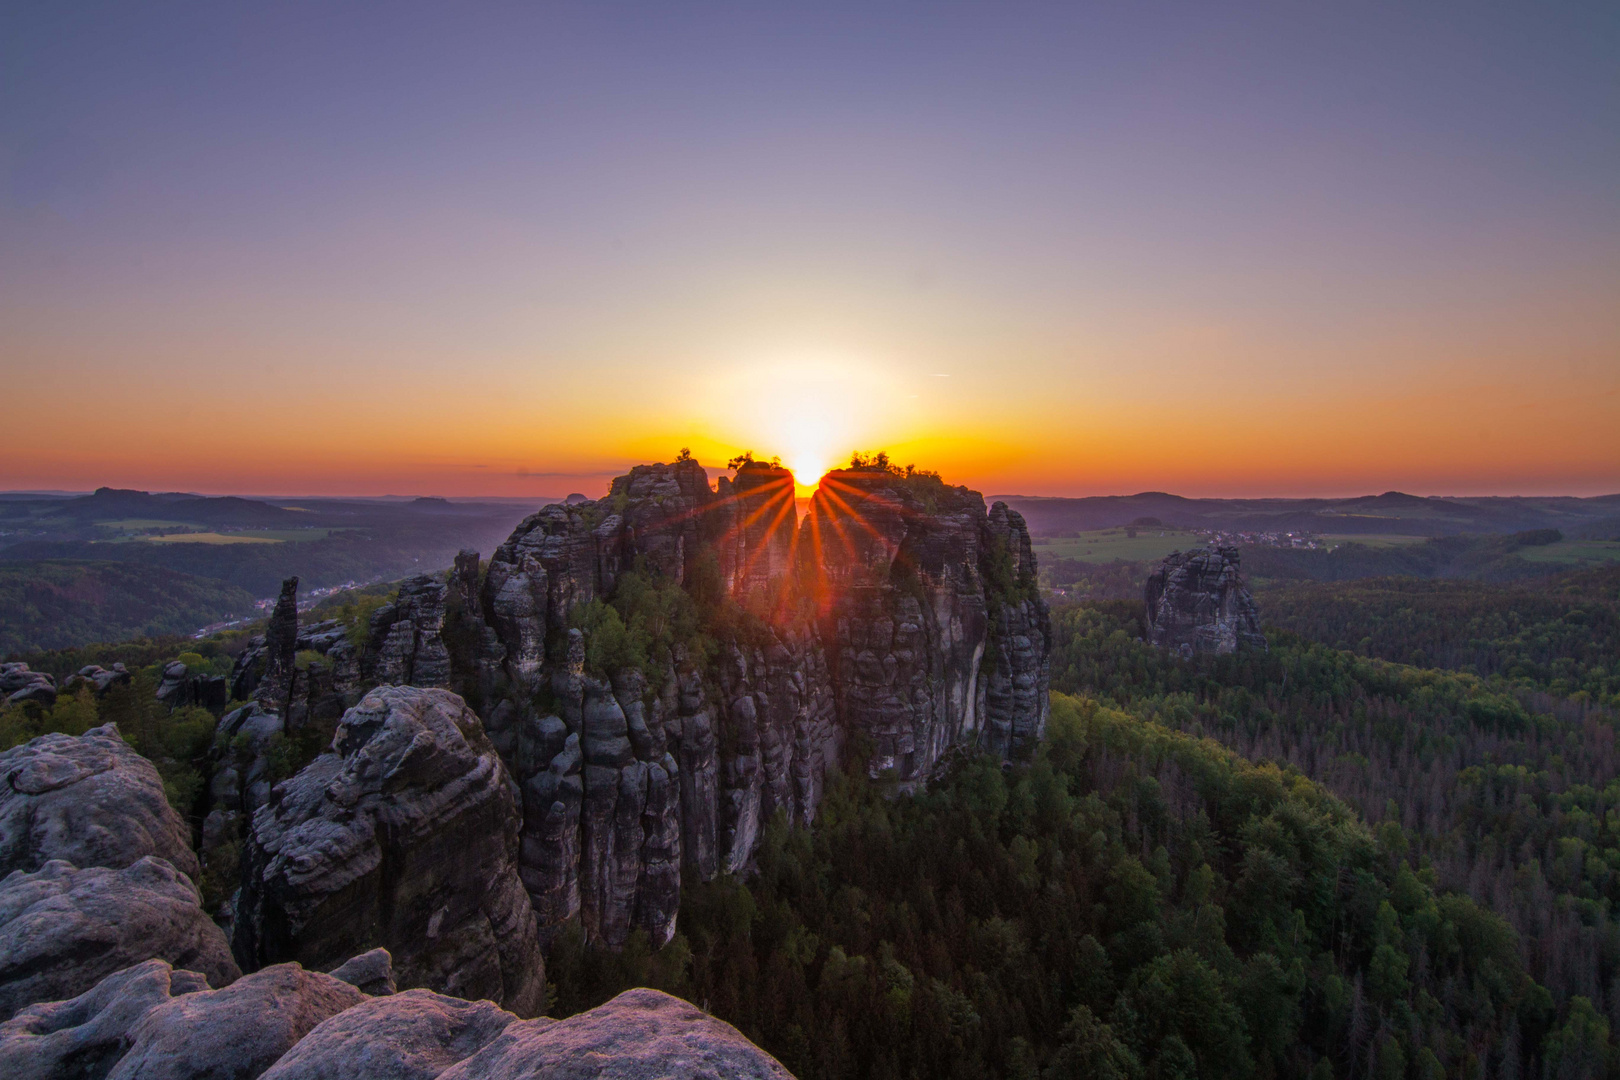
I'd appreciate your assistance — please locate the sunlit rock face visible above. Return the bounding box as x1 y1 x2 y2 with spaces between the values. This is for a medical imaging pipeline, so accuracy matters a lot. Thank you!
1144 546 1267 656
462 458 1049 950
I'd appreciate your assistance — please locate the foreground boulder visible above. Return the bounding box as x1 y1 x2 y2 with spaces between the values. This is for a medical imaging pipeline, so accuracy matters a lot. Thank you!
0 963 795 1080
0 857 239 1021
234 686 545 1016
260 988 518 1080
439 988 794 1080
1144 546 1267 656
110 962 363 1080
0 725 200 881
0 959 211 1080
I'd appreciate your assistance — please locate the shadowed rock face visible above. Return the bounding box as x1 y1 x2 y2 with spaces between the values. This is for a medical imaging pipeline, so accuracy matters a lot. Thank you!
0 724 200 882
233 686 544 1016
0 960 794 1080
1144 546 1267 657
463 459 1049 950
365 574 453 689
0 857 239 1022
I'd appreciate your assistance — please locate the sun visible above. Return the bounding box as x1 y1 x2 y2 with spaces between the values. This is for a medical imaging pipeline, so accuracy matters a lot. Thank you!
789 453 827 497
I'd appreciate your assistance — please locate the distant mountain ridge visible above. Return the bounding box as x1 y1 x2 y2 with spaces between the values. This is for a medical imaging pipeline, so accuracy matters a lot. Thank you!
993 490 1620 537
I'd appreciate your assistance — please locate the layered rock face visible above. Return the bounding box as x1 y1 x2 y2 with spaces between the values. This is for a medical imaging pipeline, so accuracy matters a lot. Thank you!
0 724 200 881
233 686 545 1017
458 459 1048 950
1144 546 1267 656
0 857 239 1021
802 469 1050 784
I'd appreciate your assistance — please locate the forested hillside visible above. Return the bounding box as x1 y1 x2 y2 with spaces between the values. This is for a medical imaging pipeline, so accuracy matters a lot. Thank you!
1258 567 1620 707
0 560 254 654
543 694 1572 1080
1050 600 1620 1059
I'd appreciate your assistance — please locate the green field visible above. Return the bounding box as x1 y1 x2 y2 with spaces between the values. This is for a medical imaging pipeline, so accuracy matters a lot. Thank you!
1031 528 1207 563
144 531 282 545
1518 539 1620 564
1320 533 1432 549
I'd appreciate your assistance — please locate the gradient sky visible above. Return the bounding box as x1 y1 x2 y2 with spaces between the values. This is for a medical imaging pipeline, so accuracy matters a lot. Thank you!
2 2 1617 498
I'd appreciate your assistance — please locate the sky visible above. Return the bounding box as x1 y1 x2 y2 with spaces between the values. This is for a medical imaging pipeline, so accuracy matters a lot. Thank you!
2 1 1616 498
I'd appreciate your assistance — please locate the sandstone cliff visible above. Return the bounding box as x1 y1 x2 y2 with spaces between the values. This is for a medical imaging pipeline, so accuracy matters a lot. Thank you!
1144 546 1267 656
453 458 1049 950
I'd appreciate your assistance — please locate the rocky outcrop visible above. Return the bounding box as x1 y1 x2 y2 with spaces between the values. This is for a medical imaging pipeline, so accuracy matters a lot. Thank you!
459 458 1047 951
802 471 1049 787
364 574 453 688
0 663 56 707
0 725 200 881
0 857 239 1021
66 663 132 695
326 947 396 996
260 988 517 1080
233 686 544 1016
231 593 362 732
438 988 793 1080
1144 546 1267 657
109 962 363 1080
254 576 302 713
0 961 793 1080
155 661 229 714
0 959 213 1080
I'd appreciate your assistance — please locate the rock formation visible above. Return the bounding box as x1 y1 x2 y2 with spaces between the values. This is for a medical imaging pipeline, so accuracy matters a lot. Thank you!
231 582 363 732
1144 546 1267 657
364 573 453 688
437 988 793 1080
0 724 200 881
0 857 239 1021
0 663 56 708
260 988 517 1080
233 686 544 1016
66 663 133 695
155 660 229 714
0 960 792 1080
0 959 214 1080
454 458 1049 951
107 963 364 1080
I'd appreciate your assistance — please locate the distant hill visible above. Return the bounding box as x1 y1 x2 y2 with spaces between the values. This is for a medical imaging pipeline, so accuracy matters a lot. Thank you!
995 490 1620 537
0 560 256 654
39 487 307 528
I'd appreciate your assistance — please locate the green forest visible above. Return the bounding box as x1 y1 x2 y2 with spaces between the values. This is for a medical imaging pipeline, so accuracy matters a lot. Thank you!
0 560 255 654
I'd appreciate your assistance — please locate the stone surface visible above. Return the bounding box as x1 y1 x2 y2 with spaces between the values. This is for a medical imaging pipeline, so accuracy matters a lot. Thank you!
156 662 229 714
0 857 238 1021
0 662 56 707
107 962 363 1080
259 988 518 1080
0 965 794 1080
66 663 132 695
0 724 200 881
327 948 396 996
1144 546 1267 657
233 686 544 1016
0 959 211 1080
255 577 302 714
438 988 794 1080
364 574 453 688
